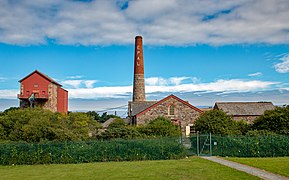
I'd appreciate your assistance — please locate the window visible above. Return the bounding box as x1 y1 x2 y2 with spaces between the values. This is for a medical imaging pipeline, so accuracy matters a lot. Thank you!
42 91 45 95
168 105 175 115
34 84 38 87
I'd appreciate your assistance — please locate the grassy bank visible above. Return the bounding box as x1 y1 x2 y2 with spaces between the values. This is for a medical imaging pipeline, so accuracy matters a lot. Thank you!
0 157 258 180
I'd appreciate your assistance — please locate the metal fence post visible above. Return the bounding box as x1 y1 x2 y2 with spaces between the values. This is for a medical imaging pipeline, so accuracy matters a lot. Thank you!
196 131 199 156
210 133 212 156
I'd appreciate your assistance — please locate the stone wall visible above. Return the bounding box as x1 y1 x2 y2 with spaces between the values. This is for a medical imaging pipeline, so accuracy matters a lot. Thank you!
136 97 201 131
43 83 58 112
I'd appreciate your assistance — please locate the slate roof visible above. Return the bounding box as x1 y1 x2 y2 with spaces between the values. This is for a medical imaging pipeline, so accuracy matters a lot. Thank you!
101 118 117 128
134 94 203 117
214 102 275 116
128 101 157 116
19 70 62 86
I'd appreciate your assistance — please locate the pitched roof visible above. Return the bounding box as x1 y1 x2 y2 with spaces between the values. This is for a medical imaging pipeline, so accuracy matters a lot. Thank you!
19 70 62 86
214 102 275 116
129 101 157 116
135 94 203 117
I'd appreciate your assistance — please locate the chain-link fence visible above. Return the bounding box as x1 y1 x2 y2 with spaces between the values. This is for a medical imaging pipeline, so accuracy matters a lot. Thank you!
189 134 289 157
0 137 186 165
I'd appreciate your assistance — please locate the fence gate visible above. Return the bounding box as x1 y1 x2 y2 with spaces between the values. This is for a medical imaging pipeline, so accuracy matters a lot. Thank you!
196 132 212 156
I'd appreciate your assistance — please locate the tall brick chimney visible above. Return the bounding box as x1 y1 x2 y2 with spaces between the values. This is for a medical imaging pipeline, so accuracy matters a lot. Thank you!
133 36 146 102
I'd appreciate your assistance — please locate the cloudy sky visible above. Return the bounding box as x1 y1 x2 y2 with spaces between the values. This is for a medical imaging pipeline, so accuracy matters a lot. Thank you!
0 0 289 114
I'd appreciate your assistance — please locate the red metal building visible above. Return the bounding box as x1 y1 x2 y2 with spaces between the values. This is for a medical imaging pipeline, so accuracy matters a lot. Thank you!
18 70 68 113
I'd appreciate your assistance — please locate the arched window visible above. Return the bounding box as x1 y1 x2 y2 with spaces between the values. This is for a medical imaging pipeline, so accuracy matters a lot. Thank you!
169 105 175 115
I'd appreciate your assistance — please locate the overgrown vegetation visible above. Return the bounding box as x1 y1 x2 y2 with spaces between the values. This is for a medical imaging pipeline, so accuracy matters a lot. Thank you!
190 134 289 157
194 110 249 135
252 105 289 135
96 117 181 140
194 105 289 135
86 111 118 123
0 137 185 165
0 108 101 142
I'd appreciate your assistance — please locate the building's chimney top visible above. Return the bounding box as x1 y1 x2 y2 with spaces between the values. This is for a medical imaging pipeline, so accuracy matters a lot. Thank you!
132 36 146 102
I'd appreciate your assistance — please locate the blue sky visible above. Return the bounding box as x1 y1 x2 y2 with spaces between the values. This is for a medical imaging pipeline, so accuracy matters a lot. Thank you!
0 0 289 113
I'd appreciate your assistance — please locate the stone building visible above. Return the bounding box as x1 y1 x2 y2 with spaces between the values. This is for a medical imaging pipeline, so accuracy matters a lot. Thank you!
18 70 68 113
214 102 275 123
128 36 202 135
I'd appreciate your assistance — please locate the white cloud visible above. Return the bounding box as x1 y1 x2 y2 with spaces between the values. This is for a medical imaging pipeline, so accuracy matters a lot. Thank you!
0 78 281 100
68 86 132 99
1 0 289 45
0 90 18 99
275 54 289 73
145 76 192 86
61 80 83 88
61 79 98 88
84 80 97 88
66 78 278 99
66 75 83 79
248 72 263 77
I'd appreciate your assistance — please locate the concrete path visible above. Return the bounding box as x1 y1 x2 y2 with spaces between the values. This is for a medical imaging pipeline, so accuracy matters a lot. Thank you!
201 156 289 180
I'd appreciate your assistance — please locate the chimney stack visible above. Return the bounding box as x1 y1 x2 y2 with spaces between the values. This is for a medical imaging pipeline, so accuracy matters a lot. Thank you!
133 36 146 102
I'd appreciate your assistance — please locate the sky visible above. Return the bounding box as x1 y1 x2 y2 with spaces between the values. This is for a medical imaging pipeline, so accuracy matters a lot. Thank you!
0 0 289 115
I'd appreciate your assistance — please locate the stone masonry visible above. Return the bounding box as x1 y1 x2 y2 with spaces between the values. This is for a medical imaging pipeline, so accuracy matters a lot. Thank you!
133 36 146 102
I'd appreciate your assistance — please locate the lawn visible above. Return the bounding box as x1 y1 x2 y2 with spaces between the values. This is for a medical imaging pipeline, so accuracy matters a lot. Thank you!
225 157 289 177
0 157 259 180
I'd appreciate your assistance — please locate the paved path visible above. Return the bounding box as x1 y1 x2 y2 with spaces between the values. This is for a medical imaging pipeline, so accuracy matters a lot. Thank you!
201 156 289 180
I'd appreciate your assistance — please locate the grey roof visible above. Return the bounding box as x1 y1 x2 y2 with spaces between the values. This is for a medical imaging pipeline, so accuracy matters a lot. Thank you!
101 118 117 128
214 102 275 116
128 101 157 116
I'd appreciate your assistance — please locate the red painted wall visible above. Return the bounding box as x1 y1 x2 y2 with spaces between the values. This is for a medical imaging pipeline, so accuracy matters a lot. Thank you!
57 87 68 113
20 73 50 99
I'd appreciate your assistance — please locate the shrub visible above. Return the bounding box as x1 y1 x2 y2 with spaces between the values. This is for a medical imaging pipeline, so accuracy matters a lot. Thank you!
194 110 242 135
0 138 186 165
252 105 289 135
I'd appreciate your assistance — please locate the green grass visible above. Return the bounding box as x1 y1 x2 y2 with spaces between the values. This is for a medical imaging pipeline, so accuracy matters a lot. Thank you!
0 157 259 180
225 157 289 177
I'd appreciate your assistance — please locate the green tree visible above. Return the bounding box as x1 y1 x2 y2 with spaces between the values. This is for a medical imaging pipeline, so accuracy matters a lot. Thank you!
86 111 101 121
137 117 181 137
194 110 242 135
107 118 126 129
252 105 289 134
99 112 120 123
0 108 101 142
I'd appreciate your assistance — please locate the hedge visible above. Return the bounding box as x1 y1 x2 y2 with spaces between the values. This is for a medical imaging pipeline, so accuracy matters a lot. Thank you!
190 134 289 157
0 137 186 165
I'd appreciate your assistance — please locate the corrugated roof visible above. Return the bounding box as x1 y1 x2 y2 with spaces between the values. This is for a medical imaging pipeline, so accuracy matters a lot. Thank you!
214 102 275 116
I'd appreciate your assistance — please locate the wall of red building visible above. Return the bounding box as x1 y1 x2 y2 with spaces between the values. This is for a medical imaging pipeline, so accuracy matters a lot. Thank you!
21 73 50 98
57 87 68 113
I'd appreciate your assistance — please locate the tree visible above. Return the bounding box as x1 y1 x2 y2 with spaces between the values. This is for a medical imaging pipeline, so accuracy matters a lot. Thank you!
0 108 101 142
252 105 289 135
194 110 243 135
107 118 126 129
137 117 181 137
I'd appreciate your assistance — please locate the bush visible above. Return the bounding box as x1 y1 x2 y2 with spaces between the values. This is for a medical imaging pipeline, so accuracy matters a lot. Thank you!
0 108 101 142
137 117 181 137
189 134 289 157
252 105 289 135
0 138 186 165
194 110 242 135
